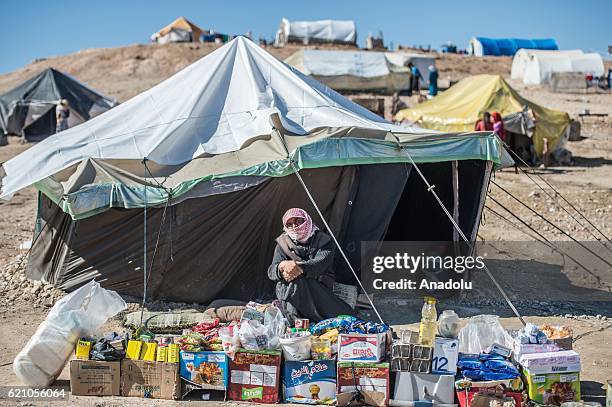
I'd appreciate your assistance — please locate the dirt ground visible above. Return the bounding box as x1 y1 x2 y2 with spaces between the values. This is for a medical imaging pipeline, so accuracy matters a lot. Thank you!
0 44 610 405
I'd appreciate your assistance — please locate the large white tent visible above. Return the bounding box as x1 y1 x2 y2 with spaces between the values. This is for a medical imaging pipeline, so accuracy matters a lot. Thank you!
0 37 429 201
274 18 356 46
514 50 605 85
511 49 584 80
284 50 434 93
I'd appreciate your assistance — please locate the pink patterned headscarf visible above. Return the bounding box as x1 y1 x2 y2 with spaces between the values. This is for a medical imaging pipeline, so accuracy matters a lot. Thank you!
282 208 318 243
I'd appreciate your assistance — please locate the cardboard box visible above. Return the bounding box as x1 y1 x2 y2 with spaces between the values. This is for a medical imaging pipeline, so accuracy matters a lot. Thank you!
524 370 580 406
337 362 389 407
338 333 386 363
518 350 580 374
120 359 180 400
393 372 455 404
228 349 282 403
512 341 560 362
283 359 336 404
432 338 458 375
70 360 120 396
456 382 523 407
180 351 229 394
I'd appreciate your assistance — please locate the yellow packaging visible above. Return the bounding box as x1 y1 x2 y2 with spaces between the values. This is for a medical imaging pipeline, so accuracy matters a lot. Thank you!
126 340 143 360
167 343 179 363
140 341 157 361
75 340 92 360
156 346 167 362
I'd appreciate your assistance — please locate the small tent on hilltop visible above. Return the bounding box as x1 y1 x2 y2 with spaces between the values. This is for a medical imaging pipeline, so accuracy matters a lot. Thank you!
514 50 605 85
469 37 558 57
151 17 206 44
395 75 570 159
284 49 435 93
0 37 510 303
0 68 117 142
275 18 356 46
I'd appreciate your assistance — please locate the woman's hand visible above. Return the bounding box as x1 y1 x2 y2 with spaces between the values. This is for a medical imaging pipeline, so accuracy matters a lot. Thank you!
279 260 304 282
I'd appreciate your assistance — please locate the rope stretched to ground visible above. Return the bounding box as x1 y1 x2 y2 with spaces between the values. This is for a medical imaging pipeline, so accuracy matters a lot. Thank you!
491 180 612 269
505 146 611 242
484 203 603 286
392 138 526 325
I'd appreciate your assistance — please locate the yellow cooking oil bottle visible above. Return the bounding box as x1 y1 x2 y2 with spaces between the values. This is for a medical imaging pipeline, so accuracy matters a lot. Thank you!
418 296 438 346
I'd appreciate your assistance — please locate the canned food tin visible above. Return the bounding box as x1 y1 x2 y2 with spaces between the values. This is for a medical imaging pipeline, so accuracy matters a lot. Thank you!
295 318 310 330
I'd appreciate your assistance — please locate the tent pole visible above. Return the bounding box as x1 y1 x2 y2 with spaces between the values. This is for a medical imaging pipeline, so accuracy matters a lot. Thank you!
140 158 149 326
394 136 527 326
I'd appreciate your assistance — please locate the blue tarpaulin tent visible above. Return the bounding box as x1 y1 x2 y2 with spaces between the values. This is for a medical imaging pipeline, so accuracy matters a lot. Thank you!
469 37 558 56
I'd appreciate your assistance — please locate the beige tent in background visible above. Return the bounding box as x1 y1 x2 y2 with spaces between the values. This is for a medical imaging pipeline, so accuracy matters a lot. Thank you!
150 16 206 44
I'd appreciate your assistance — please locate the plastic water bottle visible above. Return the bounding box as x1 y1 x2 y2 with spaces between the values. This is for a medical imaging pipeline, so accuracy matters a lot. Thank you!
418 297 438 346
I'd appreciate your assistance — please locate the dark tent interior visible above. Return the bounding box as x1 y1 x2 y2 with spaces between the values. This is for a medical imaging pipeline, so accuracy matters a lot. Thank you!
27 159 489 304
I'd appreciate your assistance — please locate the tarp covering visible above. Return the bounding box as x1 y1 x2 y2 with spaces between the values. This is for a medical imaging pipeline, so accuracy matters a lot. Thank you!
275 18 356 46
284 50 434 92
518 50 605 85
469 37 558 57
150 16 206 43
395 75 570 156
0 68 117 141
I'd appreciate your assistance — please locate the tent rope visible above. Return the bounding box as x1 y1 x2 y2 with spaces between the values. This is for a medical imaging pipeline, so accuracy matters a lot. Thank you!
505 145 611 243
485 202 603 285
491 180 612 269
392 137 526 325
272 128 385 324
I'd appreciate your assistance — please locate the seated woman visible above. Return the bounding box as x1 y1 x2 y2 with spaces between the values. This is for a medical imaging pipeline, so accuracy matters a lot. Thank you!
267 208 355 323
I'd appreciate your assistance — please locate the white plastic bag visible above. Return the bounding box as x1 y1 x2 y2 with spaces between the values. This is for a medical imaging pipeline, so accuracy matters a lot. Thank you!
239 320 270 351
219 323 241 359
13 280 126 387
263 305 287 350
279 332 312 361
458 315 513 354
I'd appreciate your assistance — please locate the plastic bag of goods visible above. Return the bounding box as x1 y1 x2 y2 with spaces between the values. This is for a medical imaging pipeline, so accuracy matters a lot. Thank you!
13 280 126 387
219 322 241 359
458 315 512 354
279 331 311 361
263 305 287 350
239 320 270 351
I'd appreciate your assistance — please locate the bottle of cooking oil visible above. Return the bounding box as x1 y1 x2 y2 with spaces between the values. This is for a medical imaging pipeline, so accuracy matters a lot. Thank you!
418 296 438 346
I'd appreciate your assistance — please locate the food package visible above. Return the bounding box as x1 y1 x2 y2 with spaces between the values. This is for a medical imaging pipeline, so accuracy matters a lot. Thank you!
279 332 312 361
13 280 126 387
518 350 580 374
283 359 336 404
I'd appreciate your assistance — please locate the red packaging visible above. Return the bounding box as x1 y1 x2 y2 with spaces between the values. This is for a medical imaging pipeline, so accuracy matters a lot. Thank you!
457 388 523 407
228 349 281 403
295 318 310 330
337 362 389 407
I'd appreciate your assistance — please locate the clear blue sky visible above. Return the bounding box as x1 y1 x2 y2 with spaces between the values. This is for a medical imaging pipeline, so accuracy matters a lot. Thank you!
1 0 610 74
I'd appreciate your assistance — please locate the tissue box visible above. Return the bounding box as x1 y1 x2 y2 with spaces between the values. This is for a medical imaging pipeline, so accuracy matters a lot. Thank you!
338 333 386 363
518 350 580 374
283 359 336 404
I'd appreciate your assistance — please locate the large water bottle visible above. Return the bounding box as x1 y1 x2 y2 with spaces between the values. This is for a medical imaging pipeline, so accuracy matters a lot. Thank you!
418 296 438 346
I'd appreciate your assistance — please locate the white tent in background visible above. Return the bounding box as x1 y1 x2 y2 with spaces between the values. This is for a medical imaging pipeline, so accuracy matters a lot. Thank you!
512 49 583 80
284 50 434 93
274 18 356 46
516 50 605 85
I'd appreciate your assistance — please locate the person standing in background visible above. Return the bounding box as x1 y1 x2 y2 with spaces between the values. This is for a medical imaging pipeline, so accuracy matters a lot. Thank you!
491 111 506 142
474 112 493 131
407 62 423 94
428 65 439 97
55 99 70 133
